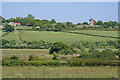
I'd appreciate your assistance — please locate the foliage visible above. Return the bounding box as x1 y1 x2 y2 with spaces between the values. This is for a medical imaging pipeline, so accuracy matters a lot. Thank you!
1 14 118 31
49 42 73 55
28 54 40 61
10 56 19 60
3 25 15 32
83 22 88 25
99 48 116 59
2 59 119 66
52 53 59 60
2 39 52 49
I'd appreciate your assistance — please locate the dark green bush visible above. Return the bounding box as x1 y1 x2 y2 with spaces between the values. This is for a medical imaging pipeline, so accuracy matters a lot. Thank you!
10 56 19 60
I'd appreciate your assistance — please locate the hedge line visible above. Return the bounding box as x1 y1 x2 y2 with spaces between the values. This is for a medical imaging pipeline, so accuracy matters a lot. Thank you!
2 60 120 66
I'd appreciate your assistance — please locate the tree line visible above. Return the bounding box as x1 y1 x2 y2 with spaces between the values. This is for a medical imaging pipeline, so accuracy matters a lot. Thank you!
1 14 118 32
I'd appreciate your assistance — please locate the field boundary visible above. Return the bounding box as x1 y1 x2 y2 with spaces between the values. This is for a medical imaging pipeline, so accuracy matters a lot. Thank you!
65 31 119 39
0 32 10 38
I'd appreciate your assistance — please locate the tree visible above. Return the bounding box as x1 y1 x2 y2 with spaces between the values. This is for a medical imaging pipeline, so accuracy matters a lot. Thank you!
27 14 35 19
3 25 15 32
6 18 16 23
54 24 63 31
10 56 19 60
15 17 22 23
21 18 36 26
83 22 88 25
49 42 72 55
2 39 9 45
72 41 85 52
96 20 103 25
66 22 73 27
50 19 56 24
99 48 116 59
77 23 82 25
0 16 5 23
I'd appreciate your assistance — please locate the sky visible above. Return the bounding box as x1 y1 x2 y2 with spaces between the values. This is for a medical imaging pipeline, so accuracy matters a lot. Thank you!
2 2 118 24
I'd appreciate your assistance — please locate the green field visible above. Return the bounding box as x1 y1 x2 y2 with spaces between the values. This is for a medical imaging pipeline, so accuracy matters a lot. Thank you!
70 30 118 38
2 66 118 78
2 30 117 42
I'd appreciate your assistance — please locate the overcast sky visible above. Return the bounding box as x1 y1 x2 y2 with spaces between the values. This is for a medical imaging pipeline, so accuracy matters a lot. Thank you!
2 2 118 23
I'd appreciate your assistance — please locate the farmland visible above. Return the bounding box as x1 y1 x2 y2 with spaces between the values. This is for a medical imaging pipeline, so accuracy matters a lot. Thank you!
2 30 117 42
1 30 119 78
2 66 118 78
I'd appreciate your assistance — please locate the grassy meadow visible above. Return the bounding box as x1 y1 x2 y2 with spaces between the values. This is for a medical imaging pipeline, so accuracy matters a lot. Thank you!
2 66 118 78
2 49 51 60
70 30 118 38
2 30 117 42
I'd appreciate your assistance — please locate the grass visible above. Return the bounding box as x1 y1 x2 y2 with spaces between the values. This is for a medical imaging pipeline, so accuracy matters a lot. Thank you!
2 66 118 78
2 30 117 42
15 26 32 29
2 49 51 60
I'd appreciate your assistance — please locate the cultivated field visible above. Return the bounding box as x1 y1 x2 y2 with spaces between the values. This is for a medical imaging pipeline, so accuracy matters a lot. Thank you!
2 66 118 78
2 30 117 42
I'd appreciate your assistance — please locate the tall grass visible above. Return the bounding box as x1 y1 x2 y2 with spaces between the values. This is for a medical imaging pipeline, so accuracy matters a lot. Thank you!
2 66 118 78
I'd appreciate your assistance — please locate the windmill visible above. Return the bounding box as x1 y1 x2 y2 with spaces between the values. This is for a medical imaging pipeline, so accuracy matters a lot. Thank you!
89 16 94 26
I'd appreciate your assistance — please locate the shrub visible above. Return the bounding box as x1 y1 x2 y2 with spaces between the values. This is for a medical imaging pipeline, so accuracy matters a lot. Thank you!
28 54 39 61
99 48 116 59
10 56 19 60
2 57 10 61
52 53 59 60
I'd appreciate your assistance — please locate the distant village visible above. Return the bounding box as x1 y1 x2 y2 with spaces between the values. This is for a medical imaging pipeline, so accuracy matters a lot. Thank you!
7 19 100 28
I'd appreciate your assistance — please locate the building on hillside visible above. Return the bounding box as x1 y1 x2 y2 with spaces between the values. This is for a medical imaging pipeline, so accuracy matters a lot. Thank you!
8 22 21 26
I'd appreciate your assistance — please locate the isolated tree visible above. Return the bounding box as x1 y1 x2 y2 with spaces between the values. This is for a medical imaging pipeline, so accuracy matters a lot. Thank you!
50 19 56 24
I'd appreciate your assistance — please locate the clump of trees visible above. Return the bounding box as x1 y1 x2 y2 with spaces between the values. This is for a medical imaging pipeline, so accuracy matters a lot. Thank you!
3 25 15 32
49 41 119 59
49 42 73 55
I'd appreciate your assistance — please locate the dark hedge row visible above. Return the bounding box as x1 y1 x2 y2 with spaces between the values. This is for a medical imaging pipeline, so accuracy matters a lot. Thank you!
2 59 120 66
